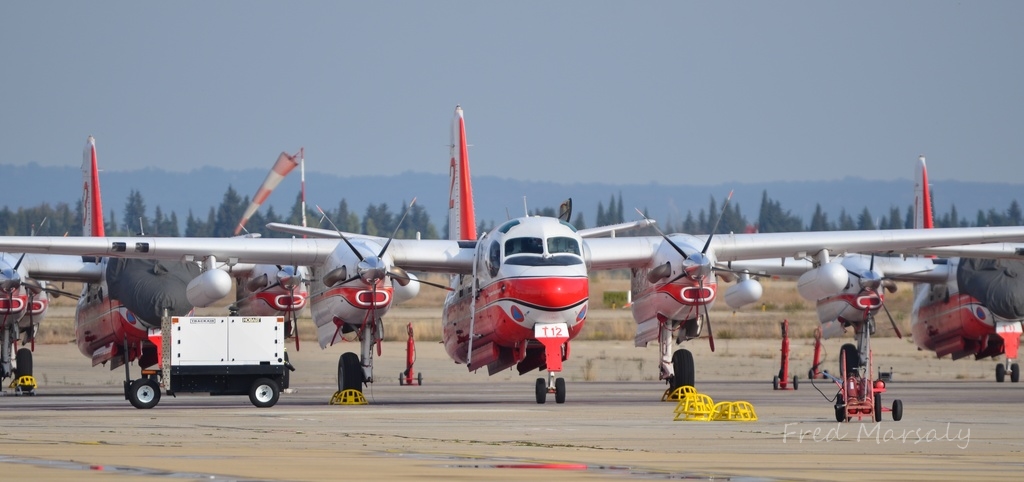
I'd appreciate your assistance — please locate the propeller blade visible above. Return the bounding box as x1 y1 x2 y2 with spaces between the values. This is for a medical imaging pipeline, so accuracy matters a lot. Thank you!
880 302 902 339
700 279 715 352
13 253 26 271
635 208 688 259
387 270 454 291
377 198 417 258
316 205 364 262
701 190 733 255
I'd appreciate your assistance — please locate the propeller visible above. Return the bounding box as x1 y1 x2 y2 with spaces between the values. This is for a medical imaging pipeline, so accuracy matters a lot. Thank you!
318 200 452 292
634 190 734 352
846 254 902 339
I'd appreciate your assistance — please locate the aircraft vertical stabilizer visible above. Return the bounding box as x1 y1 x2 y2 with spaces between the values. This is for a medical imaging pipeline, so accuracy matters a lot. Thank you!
914 155 934 229
448 105 477 241
235 151 301 235
81 136 105 237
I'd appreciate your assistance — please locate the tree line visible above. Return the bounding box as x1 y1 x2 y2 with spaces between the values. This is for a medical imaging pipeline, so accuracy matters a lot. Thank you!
1 187 1022 238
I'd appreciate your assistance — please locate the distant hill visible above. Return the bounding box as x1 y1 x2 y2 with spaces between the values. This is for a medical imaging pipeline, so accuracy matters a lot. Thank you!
5 162 1022 234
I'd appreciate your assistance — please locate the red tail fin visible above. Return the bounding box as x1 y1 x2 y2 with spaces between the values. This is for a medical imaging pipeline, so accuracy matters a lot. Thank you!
81 136 105 236
448 105 477 241
235 150 301 235
914 155 934 229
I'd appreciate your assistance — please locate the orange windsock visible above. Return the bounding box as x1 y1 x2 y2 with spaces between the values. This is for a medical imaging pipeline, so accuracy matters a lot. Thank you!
235 151 301 235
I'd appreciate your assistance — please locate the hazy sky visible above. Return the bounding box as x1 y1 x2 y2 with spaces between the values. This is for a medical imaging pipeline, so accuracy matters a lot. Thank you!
3 2 1022 185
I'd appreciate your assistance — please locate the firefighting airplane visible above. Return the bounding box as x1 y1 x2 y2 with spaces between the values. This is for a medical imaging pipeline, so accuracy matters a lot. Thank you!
2 137 325 405
719 156 1024 383
7 111 1024 404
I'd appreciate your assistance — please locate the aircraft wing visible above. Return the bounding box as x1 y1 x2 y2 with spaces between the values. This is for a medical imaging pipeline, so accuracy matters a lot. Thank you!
721 255 953 284
912 243 1024 258
0 236 476 276
22 253 104 282
577 219 656 238
2 226 1023 279
707 227 1024 262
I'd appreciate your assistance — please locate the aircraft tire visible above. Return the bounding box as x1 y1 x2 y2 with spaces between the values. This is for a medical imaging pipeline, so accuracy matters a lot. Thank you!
249 377 280 408
671 349 695 391
338 352 363 392
554 377 566 404
840 344 858 376
128 378 160 409
996 364 1006 383
535 378 546 404
1012 363 1020 383
15 348 32 377
873 393 883 422
891 399 903 421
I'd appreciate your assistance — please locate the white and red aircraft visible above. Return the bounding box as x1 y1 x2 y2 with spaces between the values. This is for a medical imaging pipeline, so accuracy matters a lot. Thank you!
720 156 1024 383
8 112 1024 404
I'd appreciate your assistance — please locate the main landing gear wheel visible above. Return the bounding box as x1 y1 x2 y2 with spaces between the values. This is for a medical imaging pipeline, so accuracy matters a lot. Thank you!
840 343 858 375
338 352 363 392
1012 363 1021 383
15 348 32 378
128 378 161 409
249 377 280 408
996 364 1006 383
671 349 695 393
535 378 546 404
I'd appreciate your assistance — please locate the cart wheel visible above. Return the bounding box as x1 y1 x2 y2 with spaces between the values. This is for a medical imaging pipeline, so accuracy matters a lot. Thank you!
1012 363 1020 383
808 369 815 380
417 372 423 386
891 399 903 421
249 377 280 408
996 363 1006 383
399 372 405 385
535 378 547 404
835 403 846 423
128 378 161 409
773 375 780 390
873 393 883 422
792 376 799 390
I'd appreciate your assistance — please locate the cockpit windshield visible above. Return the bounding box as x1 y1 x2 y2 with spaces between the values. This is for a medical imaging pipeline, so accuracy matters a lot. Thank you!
547 236 580 256
504 237 544 256
503 236 582 266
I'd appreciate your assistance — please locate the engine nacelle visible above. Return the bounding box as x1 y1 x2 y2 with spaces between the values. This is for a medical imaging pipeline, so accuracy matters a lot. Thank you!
797 262 849 301
186 269 233 307
723 278 763 309
392 273 421 304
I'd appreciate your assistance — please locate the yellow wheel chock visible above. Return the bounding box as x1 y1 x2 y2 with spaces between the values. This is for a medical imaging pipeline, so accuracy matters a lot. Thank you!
329 389 367 405
671 388 757 421
9 375 37 395
662 385 697 402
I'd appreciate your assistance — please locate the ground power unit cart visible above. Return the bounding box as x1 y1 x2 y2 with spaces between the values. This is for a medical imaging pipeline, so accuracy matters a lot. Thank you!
125 316 292 409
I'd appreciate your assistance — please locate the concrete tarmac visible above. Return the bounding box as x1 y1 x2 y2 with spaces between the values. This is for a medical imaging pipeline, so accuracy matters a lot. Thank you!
1 338 1022 481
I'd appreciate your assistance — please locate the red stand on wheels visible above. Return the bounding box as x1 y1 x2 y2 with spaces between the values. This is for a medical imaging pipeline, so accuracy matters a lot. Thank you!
773 319 798 390
399 323 422 386
809 326 824 380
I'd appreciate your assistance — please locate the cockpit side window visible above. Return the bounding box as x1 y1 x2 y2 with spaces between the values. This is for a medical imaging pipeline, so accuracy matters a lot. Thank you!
488 241 500 276
547 236 580 256
504 237 544 256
